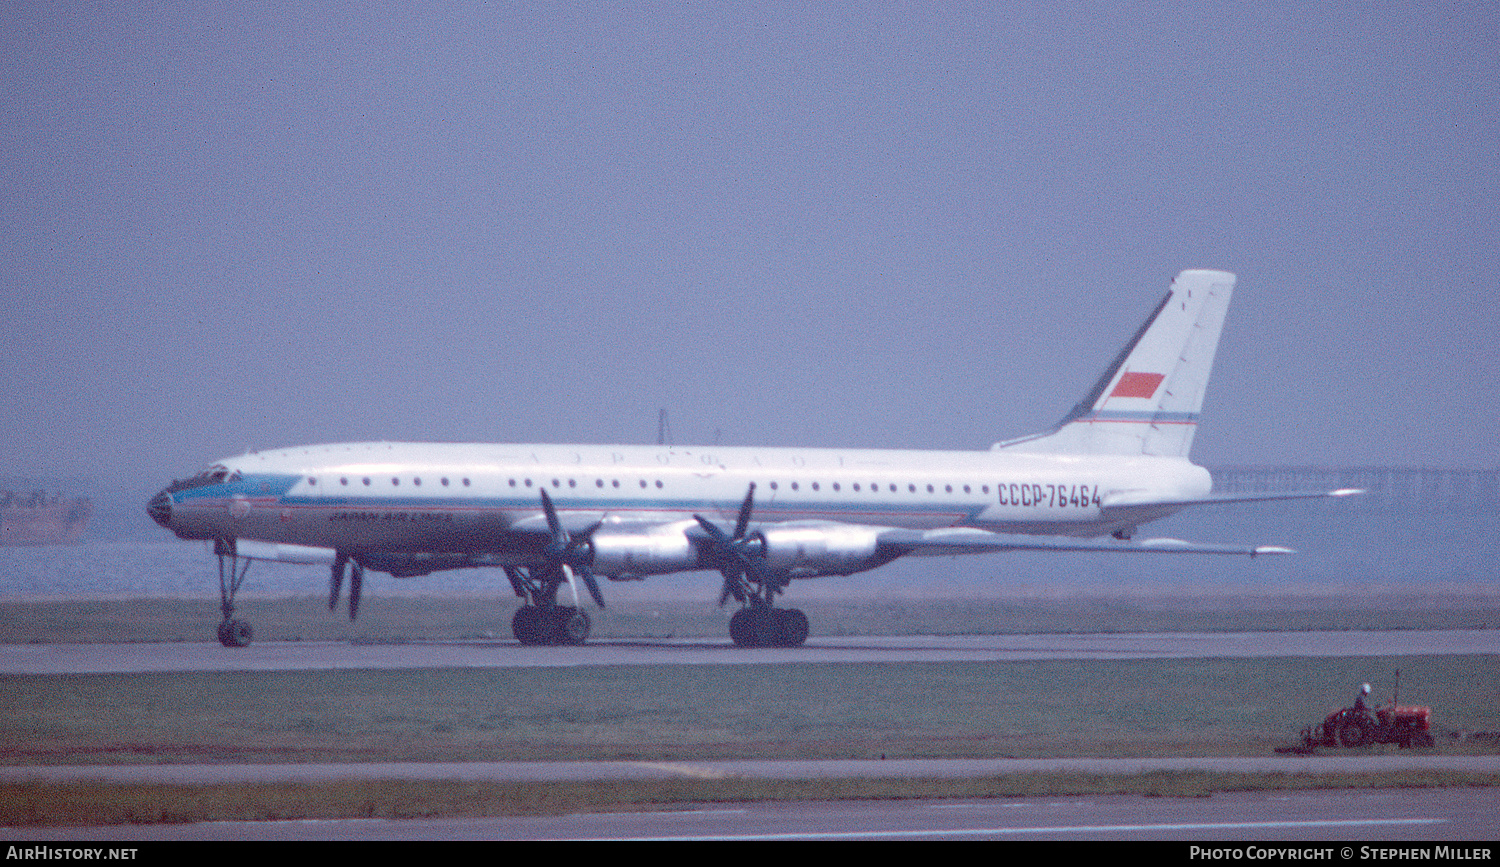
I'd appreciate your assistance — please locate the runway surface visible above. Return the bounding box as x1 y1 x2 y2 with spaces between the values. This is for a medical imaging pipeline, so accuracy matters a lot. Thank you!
5 788 1497 841
3 629 1497 675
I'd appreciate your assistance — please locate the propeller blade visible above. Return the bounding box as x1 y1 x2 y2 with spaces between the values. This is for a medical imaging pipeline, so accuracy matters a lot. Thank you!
538 492 607 609
733 482 756 539
568 521 606 608
697 484 767 607
694 514 733 545
348 561 364 620
328 551 348 611
577 564 607 609
539 488 563 542
717 567 747 607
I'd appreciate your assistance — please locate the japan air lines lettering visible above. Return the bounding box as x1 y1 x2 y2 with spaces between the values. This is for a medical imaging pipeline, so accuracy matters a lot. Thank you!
329 510 455 523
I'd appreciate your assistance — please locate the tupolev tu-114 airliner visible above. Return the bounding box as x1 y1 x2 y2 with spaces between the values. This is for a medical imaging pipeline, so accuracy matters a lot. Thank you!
148 270 1358 648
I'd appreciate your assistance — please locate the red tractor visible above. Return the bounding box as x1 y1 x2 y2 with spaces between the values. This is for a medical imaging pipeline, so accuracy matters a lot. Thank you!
1301 672 1435 749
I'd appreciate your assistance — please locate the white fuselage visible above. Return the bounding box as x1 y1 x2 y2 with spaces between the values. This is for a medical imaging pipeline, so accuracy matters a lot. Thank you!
163 441 1211 563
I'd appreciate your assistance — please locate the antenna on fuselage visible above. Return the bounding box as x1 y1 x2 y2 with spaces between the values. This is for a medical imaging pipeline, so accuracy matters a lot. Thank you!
657 409 673 446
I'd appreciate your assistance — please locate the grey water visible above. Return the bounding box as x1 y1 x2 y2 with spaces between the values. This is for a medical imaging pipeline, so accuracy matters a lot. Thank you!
1 470 1494 601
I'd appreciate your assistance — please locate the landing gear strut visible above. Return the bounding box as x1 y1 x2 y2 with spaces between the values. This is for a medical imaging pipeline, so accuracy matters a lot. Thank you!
694 484 810 648
720 562 808 648
328 551 365 620
504 491 607 646
214 537 254 647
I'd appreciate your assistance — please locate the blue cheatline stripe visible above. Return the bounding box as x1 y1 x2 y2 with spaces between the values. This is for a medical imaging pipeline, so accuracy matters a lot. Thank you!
173 474 304 502
1073 410 1199 425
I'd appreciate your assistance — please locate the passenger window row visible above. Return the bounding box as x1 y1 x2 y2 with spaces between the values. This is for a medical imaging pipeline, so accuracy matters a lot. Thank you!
304 476 992 496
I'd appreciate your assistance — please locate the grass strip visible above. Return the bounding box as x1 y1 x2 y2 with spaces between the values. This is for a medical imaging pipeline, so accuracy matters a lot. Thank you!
4 771 1499 827
5 656 1498 766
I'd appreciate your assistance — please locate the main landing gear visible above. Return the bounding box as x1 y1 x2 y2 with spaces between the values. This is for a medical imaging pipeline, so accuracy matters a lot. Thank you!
505 489 609 646
694 483 811 649
511 601 592 646
505 564 597 646
728 605 809 649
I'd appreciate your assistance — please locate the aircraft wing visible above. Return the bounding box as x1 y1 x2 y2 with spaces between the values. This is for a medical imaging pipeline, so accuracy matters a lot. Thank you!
877 527 1294 557
229 539 339 564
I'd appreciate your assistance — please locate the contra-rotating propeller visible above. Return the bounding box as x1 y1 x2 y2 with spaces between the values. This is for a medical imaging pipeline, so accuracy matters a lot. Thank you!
693 483 774 606
328 550 365 621
539 488 607 608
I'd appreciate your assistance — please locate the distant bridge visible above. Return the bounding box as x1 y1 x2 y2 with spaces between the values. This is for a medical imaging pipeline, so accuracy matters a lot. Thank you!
1210 467 1498 512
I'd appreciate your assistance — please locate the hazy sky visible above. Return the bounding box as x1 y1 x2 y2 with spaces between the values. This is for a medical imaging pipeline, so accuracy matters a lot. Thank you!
4 2 1497 497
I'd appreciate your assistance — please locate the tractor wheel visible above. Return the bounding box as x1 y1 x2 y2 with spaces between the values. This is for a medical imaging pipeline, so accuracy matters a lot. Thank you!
1337 718 1369 748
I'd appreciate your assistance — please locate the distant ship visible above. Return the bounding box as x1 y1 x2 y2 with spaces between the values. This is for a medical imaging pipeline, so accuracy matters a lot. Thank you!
1 491 92 545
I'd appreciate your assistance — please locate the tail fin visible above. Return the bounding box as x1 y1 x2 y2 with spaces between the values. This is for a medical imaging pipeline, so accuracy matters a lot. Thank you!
994 269 1235 458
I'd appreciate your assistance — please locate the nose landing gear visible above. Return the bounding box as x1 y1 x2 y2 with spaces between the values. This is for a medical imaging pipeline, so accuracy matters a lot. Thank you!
214 538 254 648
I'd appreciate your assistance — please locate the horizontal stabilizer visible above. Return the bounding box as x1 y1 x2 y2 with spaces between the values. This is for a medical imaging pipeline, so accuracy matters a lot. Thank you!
1099 487 1364 518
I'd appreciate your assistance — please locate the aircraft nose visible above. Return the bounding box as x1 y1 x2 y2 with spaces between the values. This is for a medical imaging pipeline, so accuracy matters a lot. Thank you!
146 489 172 528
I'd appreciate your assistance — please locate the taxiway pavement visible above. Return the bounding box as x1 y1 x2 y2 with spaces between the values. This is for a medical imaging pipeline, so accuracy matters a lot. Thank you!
5 784 1497 841
2 629 1497 675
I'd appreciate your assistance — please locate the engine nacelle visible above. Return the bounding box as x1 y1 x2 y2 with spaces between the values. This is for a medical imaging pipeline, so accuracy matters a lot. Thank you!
752 524 883 577
590 530 698 578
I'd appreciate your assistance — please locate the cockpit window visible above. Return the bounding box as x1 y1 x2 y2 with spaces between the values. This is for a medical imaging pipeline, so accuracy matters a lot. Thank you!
165 464 241 493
